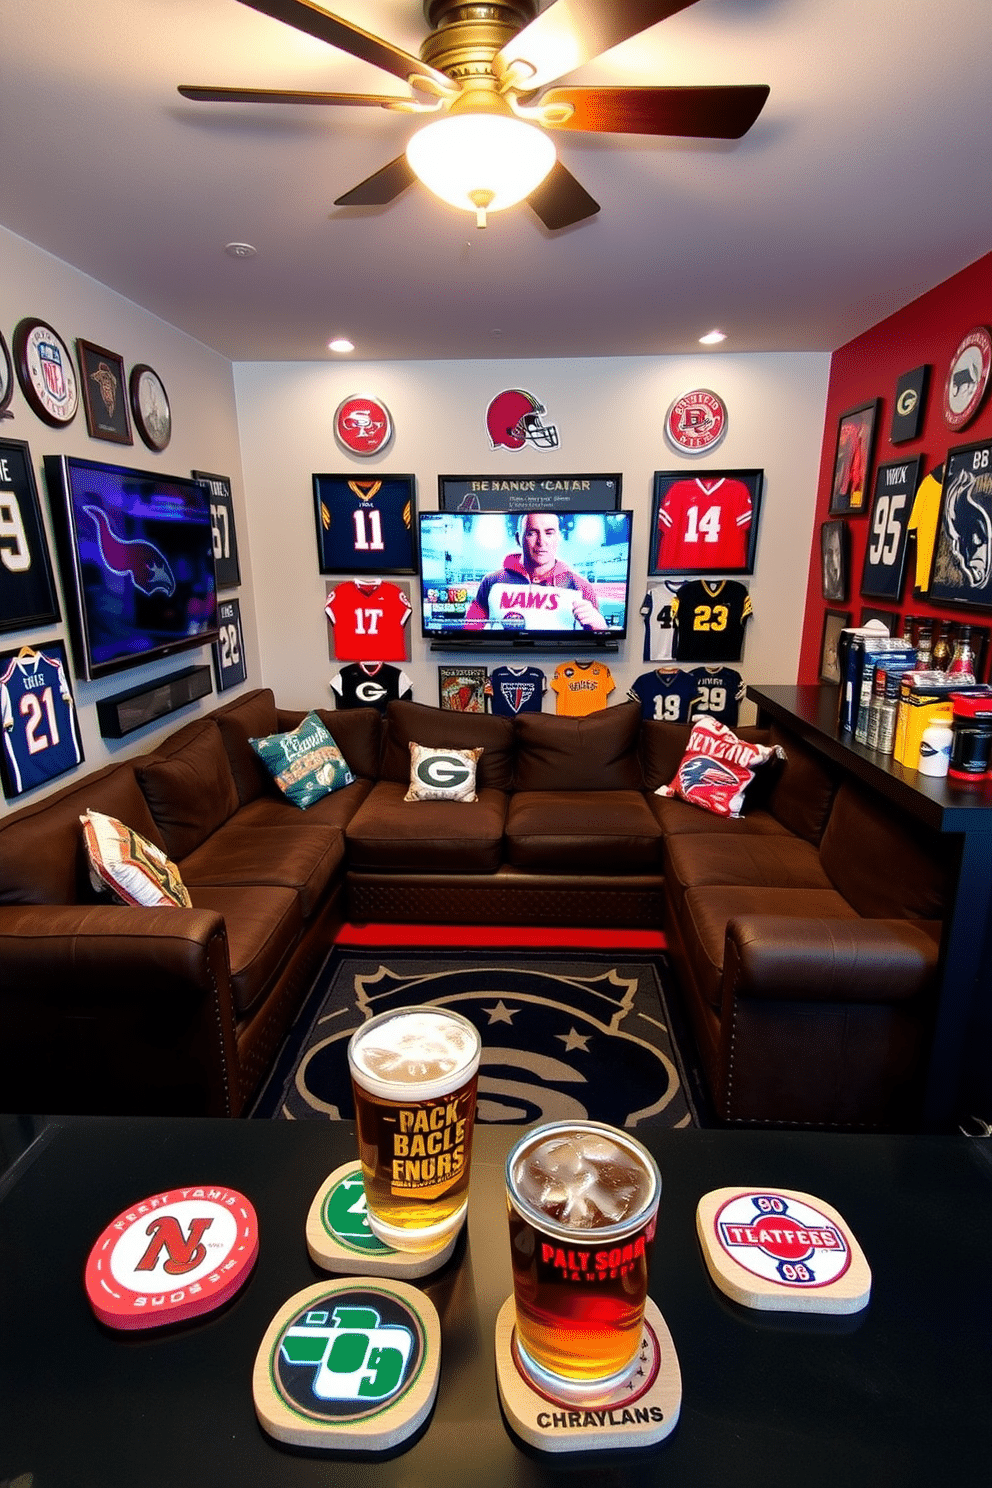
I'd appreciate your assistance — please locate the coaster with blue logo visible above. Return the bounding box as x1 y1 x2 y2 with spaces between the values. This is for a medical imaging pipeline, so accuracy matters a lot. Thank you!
305 1162 460 1277
253 1277 441 1451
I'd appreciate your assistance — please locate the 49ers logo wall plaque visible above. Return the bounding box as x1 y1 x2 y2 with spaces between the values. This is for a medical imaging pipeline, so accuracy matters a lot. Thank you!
664 388 728 455
84 1186 259 1330
334 394 393 456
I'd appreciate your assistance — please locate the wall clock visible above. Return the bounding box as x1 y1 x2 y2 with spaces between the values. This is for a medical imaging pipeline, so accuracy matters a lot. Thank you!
129 363 172 451
12 317 79 427
0 331 14 419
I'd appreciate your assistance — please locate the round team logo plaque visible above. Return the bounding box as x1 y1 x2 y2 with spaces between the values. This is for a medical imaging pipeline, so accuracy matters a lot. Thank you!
13 317 79 428
306 1161 459 1277
664 387 727 454
84 1185 259 1330
253 1278 441 1451
334 393 393 456
943 327 992 431
696 1186 871 1314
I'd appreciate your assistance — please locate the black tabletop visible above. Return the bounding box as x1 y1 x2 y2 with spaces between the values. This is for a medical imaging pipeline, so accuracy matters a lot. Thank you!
1 1118 991 1487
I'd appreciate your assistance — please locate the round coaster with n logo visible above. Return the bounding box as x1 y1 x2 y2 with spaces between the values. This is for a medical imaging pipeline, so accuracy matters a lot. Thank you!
306 1162 459 1278
253 1278 441 1451
84 1186 258 1330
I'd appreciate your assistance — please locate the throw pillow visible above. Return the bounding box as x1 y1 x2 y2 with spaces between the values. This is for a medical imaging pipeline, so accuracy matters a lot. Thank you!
405 742 482 802
80 809 192 908
656 715 785 819
250 711 354 809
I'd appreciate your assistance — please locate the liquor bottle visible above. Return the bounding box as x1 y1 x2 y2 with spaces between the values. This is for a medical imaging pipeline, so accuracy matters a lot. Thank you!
900 614 915 647
947 624 977 683
915 620 933 670
931 622 952 672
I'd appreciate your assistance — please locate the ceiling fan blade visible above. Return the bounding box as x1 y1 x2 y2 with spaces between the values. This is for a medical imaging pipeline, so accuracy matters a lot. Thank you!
536 84 770 138
527 161 600 231
333 154 417 208
496 0 701 92
178 85 403 107
235 0 451 91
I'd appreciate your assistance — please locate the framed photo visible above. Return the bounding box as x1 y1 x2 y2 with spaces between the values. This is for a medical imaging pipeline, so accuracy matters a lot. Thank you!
0 330 14 420
438 665 488 712
890 365 929 444
819 609 851 684
193 470 241 588
829 400 880 514
820 519 849 602
76 339 131 444
859 456 922 601
0 437 61 634
859 607 897 632
0 639 83 799
129 364 171 451
212 597 247 693
438 474 621 513
927 437 992 609
313 475 417 575
648 469 762 576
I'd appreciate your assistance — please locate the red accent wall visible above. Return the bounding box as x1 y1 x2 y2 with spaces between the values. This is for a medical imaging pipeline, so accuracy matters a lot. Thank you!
798 251 992 682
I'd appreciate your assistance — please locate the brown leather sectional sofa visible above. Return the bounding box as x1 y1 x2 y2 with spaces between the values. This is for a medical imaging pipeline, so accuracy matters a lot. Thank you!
0 687 952 1128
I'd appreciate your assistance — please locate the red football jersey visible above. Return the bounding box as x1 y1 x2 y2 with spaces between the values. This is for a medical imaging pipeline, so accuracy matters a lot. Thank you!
655 478 753 570
325 581 411 661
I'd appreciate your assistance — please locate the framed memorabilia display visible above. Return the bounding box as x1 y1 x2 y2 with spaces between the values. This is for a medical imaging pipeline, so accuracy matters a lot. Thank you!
12 317 79 428
819 609 851 684
859 456 921 602
927 437 992 609
649 469 762 576
0 639 83 799
943 327 992 432
0 437 61 634
76 340 131 445
193 470 241 588
438 474 621 513
313 474 417 575
829 400 880 514
0 330 14 420
890 365 929 444
325 578 412 663
212 596 247 692
820 519 849 602
438 665 488 712
129 364 171 451
859 607 897 632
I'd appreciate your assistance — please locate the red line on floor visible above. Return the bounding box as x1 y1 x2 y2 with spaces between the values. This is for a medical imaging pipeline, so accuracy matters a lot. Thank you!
335 923 666 950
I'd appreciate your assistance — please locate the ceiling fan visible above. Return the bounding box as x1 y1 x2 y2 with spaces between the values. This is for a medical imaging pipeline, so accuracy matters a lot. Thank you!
179 0 769 230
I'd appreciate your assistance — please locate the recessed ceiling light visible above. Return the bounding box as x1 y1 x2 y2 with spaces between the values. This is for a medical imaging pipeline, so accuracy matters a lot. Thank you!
699 329 726 345
328 338 355 354
224 242 256 259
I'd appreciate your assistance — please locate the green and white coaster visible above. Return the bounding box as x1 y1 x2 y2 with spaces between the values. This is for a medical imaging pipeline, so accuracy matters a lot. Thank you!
494 1296 681 1453
306 1162 459 1277
253 1277 441 1451
696 1186 872 1314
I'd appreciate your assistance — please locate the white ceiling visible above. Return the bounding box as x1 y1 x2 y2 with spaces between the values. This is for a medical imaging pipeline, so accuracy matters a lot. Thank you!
2 0 990 364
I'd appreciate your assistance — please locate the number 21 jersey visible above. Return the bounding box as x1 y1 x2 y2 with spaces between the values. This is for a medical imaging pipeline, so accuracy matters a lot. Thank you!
1 649 83 794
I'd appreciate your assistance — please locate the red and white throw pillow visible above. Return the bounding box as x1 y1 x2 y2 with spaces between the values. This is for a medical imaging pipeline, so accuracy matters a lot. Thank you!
656 715 784 819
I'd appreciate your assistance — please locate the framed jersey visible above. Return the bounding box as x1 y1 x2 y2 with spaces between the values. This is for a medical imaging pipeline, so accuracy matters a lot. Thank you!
0 438 61 635
324 579 412 661
1 640 83 799
859 456 921 602
212 597 247 693
671 579 753 662
829 400 880 515
313 474 417 575
193 470 241 589
927 438 992 610
439 665 488 712
649 469 762 575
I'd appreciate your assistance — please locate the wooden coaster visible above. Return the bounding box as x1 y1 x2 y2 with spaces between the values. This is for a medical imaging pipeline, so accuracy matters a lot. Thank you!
305 1162 460 1277
84 1185 258 1331
494 1296 681 1454
253 1277 441 1451
696 1186 872 1314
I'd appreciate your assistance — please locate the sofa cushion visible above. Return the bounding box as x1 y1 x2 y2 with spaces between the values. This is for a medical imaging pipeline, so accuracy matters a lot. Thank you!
656 716 784 819
513 702 644 791
80 809 192 908
178 820 345 919
251 711 355 809
405 742 481 803
137 721 240 861
380 701 514 792
346 780 507 873
187 883 303 1018
286 706 382 783
213 688 281 804
819 780 952 920
234 777 372 833
506 790 662 870
764 723 839 844
648 793 790 837
663 832 833 921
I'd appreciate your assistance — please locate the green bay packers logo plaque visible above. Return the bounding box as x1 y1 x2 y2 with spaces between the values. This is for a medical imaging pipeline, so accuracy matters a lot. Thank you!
253 1278 441 1450
84 1186 259 1330
306 1162 459 1277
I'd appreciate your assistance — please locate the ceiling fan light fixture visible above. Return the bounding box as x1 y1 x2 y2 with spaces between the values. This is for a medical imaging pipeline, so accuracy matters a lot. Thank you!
406 112 556 226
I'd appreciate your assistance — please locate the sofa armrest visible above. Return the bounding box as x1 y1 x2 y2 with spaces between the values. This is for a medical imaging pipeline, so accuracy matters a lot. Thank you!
0 904 241 1116
723 915 941 1006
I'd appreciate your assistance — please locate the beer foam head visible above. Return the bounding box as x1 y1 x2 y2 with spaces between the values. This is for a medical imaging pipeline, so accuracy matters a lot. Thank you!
509 1123 658 1235
349 1006 481 1100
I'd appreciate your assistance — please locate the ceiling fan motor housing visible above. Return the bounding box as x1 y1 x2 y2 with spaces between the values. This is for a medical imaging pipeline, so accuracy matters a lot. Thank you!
421 2 538 94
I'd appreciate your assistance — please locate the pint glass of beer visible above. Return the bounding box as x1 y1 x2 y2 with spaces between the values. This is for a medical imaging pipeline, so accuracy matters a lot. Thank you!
505 1121 660 1398
348 1005 481 1253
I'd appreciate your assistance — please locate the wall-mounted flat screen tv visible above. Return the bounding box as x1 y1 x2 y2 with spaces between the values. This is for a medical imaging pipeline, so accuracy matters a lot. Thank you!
44 454 219 681
419 509 633 647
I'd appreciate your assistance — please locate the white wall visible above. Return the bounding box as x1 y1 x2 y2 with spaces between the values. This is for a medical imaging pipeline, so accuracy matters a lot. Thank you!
0 225 256 816
235 353 830 721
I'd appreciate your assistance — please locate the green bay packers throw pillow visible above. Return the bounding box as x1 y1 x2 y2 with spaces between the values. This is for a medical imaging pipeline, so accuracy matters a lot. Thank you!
251 711 354 809
405 742 483 802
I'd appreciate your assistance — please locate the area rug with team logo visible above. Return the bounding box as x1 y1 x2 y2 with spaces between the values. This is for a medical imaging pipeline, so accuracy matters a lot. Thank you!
250 949 701 1129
